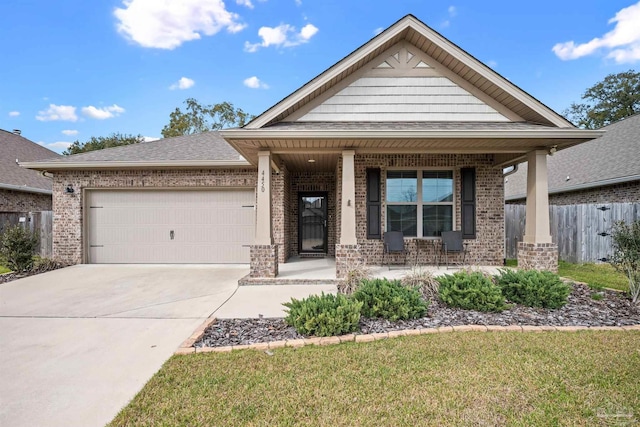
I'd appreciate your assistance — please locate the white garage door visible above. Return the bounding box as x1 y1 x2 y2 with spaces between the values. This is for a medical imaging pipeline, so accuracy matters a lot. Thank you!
87 189 255 263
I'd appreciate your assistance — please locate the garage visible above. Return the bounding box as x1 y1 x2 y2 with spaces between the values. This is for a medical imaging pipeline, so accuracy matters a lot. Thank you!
86 189 255 264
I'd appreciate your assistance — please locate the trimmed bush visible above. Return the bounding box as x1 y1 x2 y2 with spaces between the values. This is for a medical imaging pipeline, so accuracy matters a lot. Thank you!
495 269 570 309
283 293 362 337
0 224 38 272
353 278 429 321
437 271 507 312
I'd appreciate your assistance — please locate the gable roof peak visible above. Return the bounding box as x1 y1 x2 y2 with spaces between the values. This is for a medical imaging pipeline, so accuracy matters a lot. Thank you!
246 14 573 129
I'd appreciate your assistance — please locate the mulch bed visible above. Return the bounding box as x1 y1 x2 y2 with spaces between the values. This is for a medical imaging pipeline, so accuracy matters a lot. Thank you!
0 263 66 284
195 282 640 348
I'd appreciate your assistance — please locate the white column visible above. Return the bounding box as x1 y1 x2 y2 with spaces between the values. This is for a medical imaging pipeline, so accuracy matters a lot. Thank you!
523 149 552 244
340 150 357 245
255 151 273 245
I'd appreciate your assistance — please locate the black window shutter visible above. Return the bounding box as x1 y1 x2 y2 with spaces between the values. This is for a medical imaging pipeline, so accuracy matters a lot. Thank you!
461 167 476 239
366 168 381 239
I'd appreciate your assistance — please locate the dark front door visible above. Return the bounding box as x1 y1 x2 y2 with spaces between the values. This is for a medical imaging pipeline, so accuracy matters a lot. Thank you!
299 192 328 254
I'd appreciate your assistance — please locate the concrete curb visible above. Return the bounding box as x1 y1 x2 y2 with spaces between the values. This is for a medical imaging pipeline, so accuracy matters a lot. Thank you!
175 321 640 355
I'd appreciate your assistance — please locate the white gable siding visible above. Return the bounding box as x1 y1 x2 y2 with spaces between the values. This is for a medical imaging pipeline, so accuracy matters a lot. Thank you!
298 76 509 122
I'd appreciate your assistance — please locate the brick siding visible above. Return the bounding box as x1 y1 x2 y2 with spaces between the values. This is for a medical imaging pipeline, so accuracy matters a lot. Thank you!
1 189 52 212
517 242 558 272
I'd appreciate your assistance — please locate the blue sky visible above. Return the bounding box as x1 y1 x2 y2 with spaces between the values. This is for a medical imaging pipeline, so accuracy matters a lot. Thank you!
2 0 639 153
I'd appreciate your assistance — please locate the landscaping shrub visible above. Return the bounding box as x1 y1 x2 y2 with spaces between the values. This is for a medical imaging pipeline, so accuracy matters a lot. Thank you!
31 256 64 274
353 278 428 321
437 271 507 312
401 267 439 300
283 293 362 337
610 220 640 304
0 224 39 272
338 261 371 295
495 269 570 309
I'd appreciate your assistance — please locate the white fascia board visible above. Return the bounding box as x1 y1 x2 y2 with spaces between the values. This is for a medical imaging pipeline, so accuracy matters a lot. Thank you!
0 183 52 195
19 160 252 171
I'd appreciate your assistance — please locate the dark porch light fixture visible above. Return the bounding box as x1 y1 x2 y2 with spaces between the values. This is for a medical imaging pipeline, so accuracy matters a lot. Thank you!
65 184 75 194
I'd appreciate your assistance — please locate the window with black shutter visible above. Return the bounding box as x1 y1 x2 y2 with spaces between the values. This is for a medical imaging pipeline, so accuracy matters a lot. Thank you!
461 167 476 239
366 168 381 239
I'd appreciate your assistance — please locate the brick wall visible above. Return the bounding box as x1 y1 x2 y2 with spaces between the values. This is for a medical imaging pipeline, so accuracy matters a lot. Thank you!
1 189 52 212
51 169 257 264
271 161 290 263
337 154 504 267
289 171 337 257
507 180 640 206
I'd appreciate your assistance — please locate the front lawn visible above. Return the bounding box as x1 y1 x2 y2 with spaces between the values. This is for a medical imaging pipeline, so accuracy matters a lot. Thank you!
0 266 11 274
558 260 629 292
110 331 639 426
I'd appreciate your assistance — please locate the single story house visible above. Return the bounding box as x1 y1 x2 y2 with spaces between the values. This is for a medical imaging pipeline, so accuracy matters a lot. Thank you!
22 15 602 276
506 113 640 205
1 129 59 212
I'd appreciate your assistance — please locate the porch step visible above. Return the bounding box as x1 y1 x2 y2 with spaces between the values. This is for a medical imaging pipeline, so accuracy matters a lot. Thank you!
298 253 327 258
239 275 339 286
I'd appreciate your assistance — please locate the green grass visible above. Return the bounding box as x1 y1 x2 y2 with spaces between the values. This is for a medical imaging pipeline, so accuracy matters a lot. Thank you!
0 265 11 274
505 259 518 267
558 260 629 292
110 332 640 426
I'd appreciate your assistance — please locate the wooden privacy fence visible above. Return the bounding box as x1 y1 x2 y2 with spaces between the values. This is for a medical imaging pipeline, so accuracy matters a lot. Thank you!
505 202 640 263
0 211 53 258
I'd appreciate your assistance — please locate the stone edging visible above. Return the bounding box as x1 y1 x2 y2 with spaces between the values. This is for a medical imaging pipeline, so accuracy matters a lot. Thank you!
175 322 640 355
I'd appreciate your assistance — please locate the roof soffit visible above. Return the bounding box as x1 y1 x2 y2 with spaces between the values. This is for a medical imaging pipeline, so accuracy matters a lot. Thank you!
246 15 573 129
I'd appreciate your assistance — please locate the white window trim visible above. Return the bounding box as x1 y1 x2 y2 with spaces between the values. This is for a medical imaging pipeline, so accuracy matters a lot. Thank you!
385 168 456 238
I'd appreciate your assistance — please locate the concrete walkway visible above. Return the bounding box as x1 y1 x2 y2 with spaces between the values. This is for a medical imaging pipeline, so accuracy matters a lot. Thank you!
0 264 336 427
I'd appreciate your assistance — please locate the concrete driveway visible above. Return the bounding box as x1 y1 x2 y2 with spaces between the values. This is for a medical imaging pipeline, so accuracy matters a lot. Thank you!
0 264 246 427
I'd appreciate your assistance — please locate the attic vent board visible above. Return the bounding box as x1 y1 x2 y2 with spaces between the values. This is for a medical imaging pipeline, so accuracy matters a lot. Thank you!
415 61 431 68
407 51 414 61
392 52 400 61
376 61 393 69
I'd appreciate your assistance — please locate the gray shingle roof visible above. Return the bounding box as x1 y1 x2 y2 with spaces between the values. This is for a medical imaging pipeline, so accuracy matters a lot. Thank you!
505 114 640 200
265 121 556 131
0 129 59 192
25 131 245 165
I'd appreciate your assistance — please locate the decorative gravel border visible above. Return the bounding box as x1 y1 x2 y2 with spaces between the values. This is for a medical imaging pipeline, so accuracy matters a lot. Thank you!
175 321 640 355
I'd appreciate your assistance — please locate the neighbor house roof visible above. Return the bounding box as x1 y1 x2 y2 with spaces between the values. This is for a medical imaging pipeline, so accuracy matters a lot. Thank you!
20 131 250 170
505 114 640 201
0 129 59 194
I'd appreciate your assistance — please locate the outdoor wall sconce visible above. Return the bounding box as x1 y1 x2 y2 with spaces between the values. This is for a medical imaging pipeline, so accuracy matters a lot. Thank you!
65 184 75 194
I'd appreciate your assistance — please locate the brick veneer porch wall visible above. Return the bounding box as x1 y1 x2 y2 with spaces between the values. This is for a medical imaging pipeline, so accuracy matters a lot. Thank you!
507 180 640 206
289 171 337 257
51 169 257 265
271 161 291 263
336 154 504 266
1 189 52 212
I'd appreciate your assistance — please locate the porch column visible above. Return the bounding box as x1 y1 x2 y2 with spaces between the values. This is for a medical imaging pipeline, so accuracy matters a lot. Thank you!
250 151 278 278
336 150 362 278
517 149 558 272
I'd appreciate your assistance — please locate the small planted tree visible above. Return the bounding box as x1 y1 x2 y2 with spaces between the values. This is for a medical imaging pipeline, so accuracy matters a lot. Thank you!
0 224 39 272
610 220 640 304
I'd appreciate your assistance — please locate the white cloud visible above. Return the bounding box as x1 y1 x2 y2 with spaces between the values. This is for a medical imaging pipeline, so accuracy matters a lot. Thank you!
243 76 269 89
169 77 195 90
373 27 384 36
295 0 302 5
8 111 20 117
244 23 318 52
552 1 640 63
114 0 246 50
81 104 125 120
440 20 450 28
61 129 79 136
143 136 160 142
236 0 253 8
448 5 457 17
486 60 498 68
36 104 78 122
38 141 72 151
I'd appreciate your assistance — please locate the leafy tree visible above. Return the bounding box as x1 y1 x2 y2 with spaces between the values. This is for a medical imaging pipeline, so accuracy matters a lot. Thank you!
161 98 253 138
564 70 640 129
64 133 145 155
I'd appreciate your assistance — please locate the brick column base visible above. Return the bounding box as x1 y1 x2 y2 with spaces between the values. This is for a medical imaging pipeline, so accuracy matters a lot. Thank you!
335 244 363 279
517 242 558 273
250 244 279 278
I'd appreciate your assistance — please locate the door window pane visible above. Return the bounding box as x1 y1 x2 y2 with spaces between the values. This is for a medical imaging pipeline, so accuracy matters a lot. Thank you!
386 205 417 237
386 171 417 202
422 171 453 202
422 205 453 237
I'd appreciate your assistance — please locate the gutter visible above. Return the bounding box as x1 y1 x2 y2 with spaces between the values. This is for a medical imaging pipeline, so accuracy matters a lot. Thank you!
505 174 640 201
222 128 604 140
0 183 53 195
19 159 253 171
